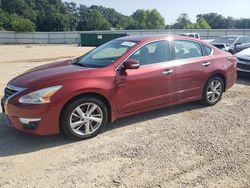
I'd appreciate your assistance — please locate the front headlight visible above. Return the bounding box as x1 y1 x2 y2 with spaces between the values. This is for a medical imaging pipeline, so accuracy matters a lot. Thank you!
19 85 62 104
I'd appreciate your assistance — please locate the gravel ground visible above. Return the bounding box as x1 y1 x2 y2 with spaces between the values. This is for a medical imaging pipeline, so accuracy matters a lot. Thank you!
0 45 249 188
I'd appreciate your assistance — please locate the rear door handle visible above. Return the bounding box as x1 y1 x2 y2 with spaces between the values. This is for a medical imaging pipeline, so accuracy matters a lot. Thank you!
202 62 211 67
162 70 174 75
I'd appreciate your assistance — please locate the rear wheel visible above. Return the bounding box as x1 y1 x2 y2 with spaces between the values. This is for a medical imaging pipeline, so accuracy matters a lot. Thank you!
202 76 224 106
60 97 108 140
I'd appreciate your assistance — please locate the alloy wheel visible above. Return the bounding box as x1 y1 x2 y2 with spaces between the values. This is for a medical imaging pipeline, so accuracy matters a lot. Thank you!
207 80 222 103
70 103 103 136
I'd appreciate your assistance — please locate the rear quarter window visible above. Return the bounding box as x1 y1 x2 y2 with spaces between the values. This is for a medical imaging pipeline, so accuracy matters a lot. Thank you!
202 45 213 56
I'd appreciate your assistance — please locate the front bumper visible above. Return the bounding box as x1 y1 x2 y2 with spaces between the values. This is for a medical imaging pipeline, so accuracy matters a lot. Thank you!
237 68 250 73
237 59 250 73
1 98 60 136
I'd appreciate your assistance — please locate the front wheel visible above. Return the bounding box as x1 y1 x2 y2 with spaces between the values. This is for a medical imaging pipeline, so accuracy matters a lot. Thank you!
202 76 224 106
60 97 108 140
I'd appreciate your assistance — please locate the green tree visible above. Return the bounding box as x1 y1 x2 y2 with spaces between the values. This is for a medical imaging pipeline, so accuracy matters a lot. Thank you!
184 22 194 29
36 0 69 31
173 13 192 29
65 2 78 31
85 10 111 30
225 17 235 29
36 11 67 31
10 15 35 32
147 9 165 29
1 0 37 22
0 11 13 30
117 16 135 30
0 10 5 30
2 0 250 31
89 5 126 28
131 9 148 29
235 18 250 29
196 13 227 29
0 22 3 31
195 17 211 29
130 9 165 29
77 4 90 30
172 14 211 29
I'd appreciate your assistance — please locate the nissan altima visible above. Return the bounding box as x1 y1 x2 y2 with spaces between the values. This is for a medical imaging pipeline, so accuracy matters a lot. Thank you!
1 35 237 140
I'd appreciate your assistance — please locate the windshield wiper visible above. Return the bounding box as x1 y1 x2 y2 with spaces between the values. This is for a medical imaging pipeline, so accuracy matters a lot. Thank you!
73 60 90 67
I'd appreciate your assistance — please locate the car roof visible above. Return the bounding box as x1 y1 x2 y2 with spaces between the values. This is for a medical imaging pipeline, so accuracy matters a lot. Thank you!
180 33 199 35
117 34 199 43
219 35 245 38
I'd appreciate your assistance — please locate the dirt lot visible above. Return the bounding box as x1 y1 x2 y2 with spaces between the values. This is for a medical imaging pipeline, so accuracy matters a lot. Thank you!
0 45 249 188
0 44 94 97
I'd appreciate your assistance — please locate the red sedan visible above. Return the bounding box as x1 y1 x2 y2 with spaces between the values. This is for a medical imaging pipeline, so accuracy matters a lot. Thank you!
1 35 237 140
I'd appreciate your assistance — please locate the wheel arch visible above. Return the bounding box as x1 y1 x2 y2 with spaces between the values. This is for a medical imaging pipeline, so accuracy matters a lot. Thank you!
59 92 112 131
207 72 227 92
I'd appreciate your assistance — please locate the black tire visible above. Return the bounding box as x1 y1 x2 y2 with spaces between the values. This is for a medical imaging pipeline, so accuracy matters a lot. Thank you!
202 76 224 106
60 96 108 140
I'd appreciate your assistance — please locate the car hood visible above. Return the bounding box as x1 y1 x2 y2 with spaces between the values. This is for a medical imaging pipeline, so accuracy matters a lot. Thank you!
8 60 95 88
235 48 250 60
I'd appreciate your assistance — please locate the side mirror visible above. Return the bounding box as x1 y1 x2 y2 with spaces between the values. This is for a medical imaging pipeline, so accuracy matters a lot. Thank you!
235 42 242 46
123 59 140 70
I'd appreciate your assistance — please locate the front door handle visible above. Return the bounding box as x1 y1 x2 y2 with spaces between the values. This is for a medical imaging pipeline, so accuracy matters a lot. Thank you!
202 62 211 67
162 70 174 75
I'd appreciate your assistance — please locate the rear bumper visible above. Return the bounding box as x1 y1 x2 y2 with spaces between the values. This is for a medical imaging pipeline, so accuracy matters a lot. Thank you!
2 98 60 136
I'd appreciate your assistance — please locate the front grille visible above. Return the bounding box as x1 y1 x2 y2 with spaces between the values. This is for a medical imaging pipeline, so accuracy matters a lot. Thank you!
238 58 250 63
3 85 24 103
237 63 250 71
4 87 18 98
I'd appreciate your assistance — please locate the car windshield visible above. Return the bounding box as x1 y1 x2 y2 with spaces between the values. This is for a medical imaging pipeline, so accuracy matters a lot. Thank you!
74 40 137 68
212 37 237 45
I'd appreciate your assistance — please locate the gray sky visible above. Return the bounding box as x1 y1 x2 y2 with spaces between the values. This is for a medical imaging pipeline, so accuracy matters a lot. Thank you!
64 0 250 23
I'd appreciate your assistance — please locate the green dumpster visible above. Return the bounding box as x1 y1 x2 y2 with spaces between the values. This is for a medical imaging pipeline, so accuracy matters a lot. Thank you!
80 33 128 46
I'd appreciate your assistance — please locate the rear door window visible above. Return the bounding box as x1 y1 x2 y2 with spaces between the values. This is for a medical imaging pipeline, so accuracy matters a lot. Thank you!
173 40 203 60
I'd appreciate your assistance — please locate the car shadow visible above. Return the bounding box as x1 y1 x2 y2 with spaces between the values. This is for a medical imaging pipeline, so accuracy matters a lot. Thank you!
0 102 204 157
0 114 73 157
108 102 204 131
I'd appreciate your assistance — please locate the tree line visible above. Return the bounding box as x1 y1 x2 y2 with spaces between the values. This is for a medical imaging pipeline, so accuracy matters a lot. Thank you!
0 0 250 32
